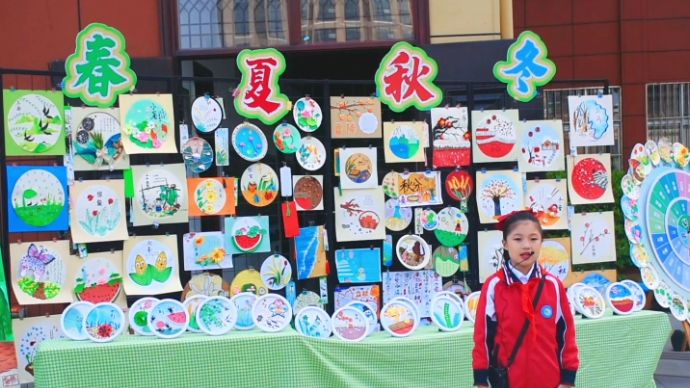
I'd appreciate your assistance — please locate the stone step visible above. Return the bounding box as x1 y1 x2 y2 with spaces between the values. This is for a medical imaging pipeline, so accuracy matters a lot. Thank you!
656 351 690 377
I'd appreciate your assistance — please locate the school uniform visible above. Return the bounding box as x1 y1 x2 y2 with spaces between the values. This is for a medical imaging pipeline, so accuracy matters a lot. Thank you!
472 261 579 388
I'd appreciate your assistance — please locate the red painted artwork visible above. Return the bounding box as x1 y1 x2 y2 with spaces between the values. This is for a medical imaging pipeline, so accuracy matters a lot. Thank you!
570 158 609 200
474 114 517 159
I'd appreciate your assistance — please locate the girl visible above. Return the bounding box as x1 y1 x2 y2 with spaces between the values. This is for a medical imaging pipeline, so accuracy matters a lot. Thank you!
472 210 579 388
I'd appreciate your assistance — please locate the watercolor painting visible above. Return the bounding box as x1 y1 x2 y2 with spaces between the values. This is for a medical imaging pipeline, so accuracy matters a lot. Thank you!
74 255 123 304
383 121 425 163
10 241 72 305
232 122 267 161
241 163 279 207
230 269 268 298
13 316 64 383
128 297 158 336
575 286 606 318
381 171 399 198
433 246 460 277
252 294 292 332
61 301 93 340
445 170 474 210
476 170 524 224
225 216 270 254
297 136 327 171
431 296 463 331
214 127 230 166
526 179 567 230
293 175 324 211
294 291 323 315
296 307 331 338
335 187 386 242
397 170 443 207
295 225 329 280
260 254 292 290
465 292 480 323
187 177 235 217
621 280 646 311
232 292 258 330
132 164 188 226
582 272 614 296
70 179 128 243
571 212 616 264
294 97 322 132
384 198 412 231
478 231 504 282
334 285 380 316
339 147 379 189
273 123 301 154
119 94 177 154
330 96 382 138
183 295 205 332
382 271 441 318
84 303 125 342
7 166 68 233
472 109 520 162
335 248 382 283
191 96 223 132
396 235 431 270
182 137 214 173
431 107 470 167
71 107 129 171
181 273 230 301
147 299 188 338
567 154 615 204
197 297 237 335
182 232 231 271
346 301 377 335
517 120 564 172
123 235 182 295
567 95 615 147
3 90 66 156
381 300 417 337
332 307 368 341
539 238 571 282
606 283 635 315
434 207 468 246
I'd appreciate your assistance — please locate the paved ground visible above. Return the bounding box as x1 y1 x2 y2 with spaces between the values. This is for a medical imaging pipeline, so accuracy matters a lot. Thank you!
656 376 690 387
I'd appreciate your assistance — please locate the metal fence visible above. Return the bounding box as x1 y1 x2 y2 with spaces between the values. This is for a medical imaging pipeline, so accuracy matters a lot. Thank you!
647 82 690 145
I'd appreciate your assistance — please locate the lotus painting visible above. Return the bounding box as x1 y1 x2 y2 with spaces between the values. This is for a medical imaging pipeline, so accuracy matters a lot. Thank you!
476 170 524 224
431 107 470 167
10 241 73 305
12 316 64 383
383 121 425 163
335 249 382 283
225 216 270 254
471 109 520 163
123 235 183 296
3 90 66 156
182 232 231 271
334 187 386 242
71 107 129 171
74 254 123 304
131 164 189 226
6 166 69 233
118 93 177 154
567 95 615 147
69 179 128 243
295 226 328 280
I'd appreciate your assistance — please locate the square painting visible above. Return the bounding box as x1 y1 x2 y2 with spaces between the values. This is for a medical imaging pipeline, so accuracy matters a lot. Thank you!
334 285 380 315
570 211 616 264
183 232 232 271
187 177 236 216
567 95 615 147
525 179 568 230
118 93 177 154
131 164 189 226
69 179 129 244
71 107 130 171
339 147 379 189
476 170 524 224
383 121 425 163
330 96 382 139
567 154 615 205
516 120 565 172
225 216 271 254
4 90 66 156
431 107 470 167
122 235 183 296
471 109 520 163
13 315 64 384
335 248 382 283
295 226 328 280
477 230 504 283
6 166 69 233
10 240 74 305
335 187 386 242
395 170 443 207
539 238 572 284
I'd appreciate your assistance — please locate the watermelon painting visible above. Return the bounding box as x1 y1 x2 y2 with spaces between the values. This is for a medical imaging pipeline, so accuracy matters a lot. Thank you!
74 258 123 303
225 216 271 254
167 311 187 324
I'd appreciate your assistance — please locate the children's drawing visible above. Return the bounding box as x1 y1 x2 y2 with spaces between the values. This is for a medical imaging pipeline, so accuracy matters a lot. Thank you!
517 120 564 172
294 97 322 132
13 316 63 382
433 246 460 277
294 291 323 315
10 241 71 305
620 280 646 312
471 109 520 162
182 137 213 173
123 235 182 295
334 285 380 317
629 143 653 183
230 269 269 297
225 216 270 254
214 127 230 166
295 306 332 338
231 292 258 330
74 255 123 304
183 295 206 332
346 301 377 336
397 170 443 207
3 90 65 156
295 226 329 280
297 136 327 171
132 164 188 226
571 212 616 264
335 187 385 242
445 170 474 212
181 273 230 301
605 283 635 315
187 177 235 216
574 286 605 319
61 301 94 341
420 209 438 230
539 238 571 282
241 163 279 207
70 179 128 243
396 235 431 270
7 166 68 232
384 121 425 163
191 96 223 132
464 292 480 323
251 294 292 332
84 303 125 342
567 154 615 204
128 297 159 336
273 123 301 154
478 231 504 282
582 272 614 297
382 270 440 317
430 296 463 332
384 198 412 231
670 294 688 321
431 107 470 167
567 95 614 147
526 179 567 230
147 299 189 339
434 207 468 246
476 170 524 224
197 296 238 336
293 175 324 211
119 94 177 154
182 232 231 271
335 249 382 283
71 107 129 171
382 171 400 198
380 300 418 338
330 96 382 138
339 147 379 189
260 254 292 290
231 122 267 161
331 306 369 342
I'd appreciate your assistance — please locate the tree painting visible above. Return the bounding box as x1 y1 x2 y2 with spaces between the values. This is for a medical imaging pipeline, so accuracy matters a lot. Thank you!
481 178 516 218
578 221 611 256
572 100 609 141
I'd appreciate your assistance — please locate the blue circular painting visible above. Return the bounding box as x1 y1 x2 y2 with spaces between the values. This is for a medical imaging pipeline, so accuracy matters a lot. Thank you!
388 124 421 160
182 137 213 173
582 273 612 296
232 123 267 162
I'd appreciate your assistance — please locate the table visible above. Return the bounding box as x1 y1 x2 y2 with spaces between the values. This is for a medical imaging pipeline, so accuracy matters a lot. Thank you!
34 311 671 388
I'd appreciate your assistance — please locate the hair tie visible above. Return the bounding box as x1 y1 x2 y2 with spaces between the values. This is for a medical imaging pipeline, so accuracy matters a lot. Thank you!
495 209 537 231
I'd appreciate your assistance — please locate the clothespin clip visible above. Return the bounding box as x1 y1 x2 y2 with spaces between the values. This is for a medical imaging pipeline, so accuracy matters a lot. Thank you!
456 103 462 108
582 212 587 216
481 168 487 174
369 144 372 149
146 162 150 167
391 118 395 124
204 93 210 100
166 232 170 237
484 228 487 233
156 91 160 96
340 94 345 99
160 162 165 167
535 177 540 183
522 118 527 123
598 93 603 98
17 239 22 245
369 245 374 250
341 145 346 150
78 177 83 183
445 103 449 109
513 166 518 172
480 107 484 112
153 222 160 229
502 107 506 112
52 237 57 243
10 87 15 92
53 162 58 167
222 179 226 188
305 94 311 99
110 248 115 254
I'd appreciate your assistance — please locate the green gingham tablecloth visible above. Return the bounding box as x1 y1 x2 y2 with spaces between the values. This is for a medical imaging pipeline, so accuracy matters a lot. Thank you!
34 310 670 388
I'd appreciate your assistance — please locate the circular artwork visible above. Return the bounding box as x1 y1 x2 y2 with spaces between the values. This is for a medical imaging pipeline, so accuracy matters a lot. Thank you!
381 171 400 198
293 97 323 132
346 301 377 336
630 244 651 268
396 235 431 270
445 170 473 202
16 243 67 301
573 285 606 319
123 99 171 150
6 93 63 153
260 254 292 290
391 297 421 326
581 272 612 296
73 111 125 168
387 124 422 160
75 184 123 238
385 198 412 231
232 123 267 162
181 272 230 301
194 179 226 215
433 246 460 277
474 113 517 159
465 291 481 323
252 294 292 332
294 175 323 211
331 306 369 342
196 296 238 336
621 196 639 222
430 295 464 332
538 240 570 282
380 300 418 338
641 265 661 290
620 280 646 312
126 239 176 293
74 258 122 303
85 303 125 343
567 283 586 303
273 123 302 154
297 136 326 171
621 174 640 200
670 293 689 321
625 219 643 244
605 282 635 315
658 138 674 164
527 182 566 227
436 290 465 305
478 174 521 220
421 209 438 230
294 291 323 315
182 137 214 173
295 306 332 338
434 207 468 246
230 269 268 297
520 123 562 169
129 297 159 336
571 157 610 201
241 163 279 207
229 218 267 254
183 294 206 333
11 169 65 227
231 292 258 330
148 299 189 339
191 96 223 132
344 152 374 185
135 168 185 219
61 301 94 341
654 282 672 308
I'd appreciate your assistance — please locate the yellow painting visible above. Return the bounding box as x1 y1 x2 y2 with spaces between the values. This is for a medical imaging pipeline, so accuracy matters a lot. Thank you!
396 171 443 207
339 147 378 190
475 170 524 224
118 94 177 154
539 238 571 285
330 96 382 139
122 235 183 296
383 121 425 163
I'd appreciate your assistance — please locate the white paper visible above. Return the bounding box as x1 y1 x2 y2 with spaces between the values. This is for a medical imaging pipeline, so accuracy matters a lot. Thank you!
280 166 293 197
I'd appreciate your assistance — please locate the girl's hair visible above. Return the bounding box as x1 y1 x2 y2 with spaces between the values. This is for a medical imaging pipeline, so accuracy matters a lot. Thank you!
501 211 543 265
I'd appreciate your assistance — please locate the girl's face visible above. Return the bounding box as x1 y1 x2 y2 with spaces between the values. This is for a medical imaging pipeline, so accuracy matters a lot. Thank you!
502 220 542 270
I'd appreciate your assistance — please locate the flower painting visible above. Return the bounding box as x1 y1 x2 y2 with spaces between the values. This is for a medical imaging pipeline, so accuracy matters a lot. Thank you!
225 216 270 254
182 232 231 271
74 255 123 304
383 121 425 163
70 180 128 243
7 166 69 233
132 164 188 226
334 188 386 242
240 163 279 207
297 137 327 171
571 212 616 265
231 122 267 162
431 107 470 167
13 316 64 383
273 123 302 154
517 120 564 172
3 90 66 156
330 96 382 138
567 154 615 204
187 177 235 216
471 109 519 162
476 170 523 224
119 94 177 154
260 254 292 290
10 241 72 305
568 95 614 147
123 235 183 295
71 107 129 171
293 97 322 132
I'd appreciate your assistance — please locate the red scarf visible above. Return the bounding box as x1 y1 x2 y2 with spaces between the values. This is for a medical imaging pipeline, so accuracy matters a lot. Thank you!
520 281 539 345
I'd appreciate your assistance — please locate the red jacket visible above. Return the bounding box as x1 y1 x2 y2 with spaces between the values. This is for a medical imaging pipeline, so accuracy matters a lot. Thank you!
472 263 579 388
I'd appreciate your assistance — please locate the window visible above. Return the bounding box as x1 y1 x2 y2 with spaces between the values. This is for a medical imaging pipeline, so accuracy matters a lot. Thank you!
346 27 361 41
301 0 310 21
373 0 392 22
267 0 285 39
234 0 250 36
345 0 359 21
377 27 395 40
318 0 336 21
178 0 223 49
399 0 411 26
647 83 690 145
255 0 266 35
314 28 337 42
543 86 623 170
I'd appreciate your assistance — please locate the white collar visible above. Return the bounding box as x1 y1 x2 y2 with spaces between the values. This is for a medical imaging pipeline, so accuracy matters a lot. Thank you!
508 260 534 284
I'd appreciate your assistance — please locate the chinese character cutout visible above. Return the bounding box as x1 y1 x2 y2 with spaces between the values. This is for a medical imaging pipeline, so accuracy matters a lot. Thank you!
234 48 290 125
